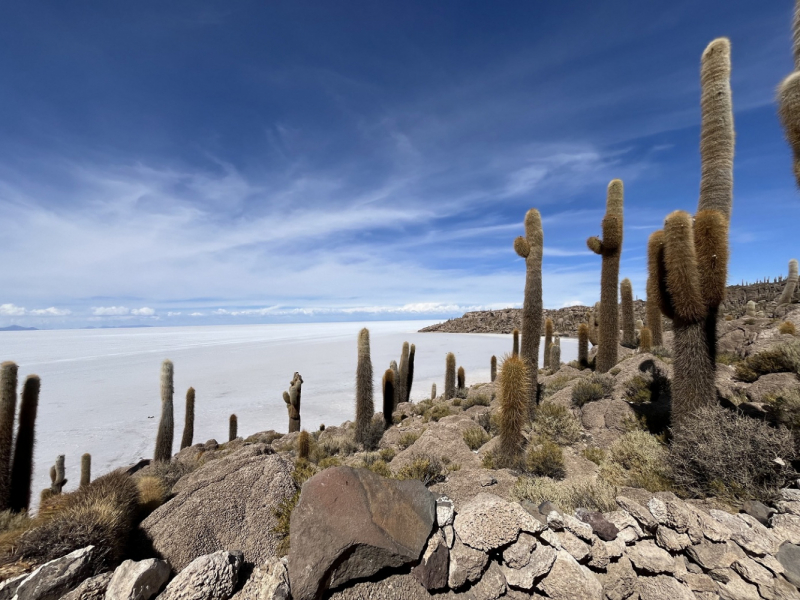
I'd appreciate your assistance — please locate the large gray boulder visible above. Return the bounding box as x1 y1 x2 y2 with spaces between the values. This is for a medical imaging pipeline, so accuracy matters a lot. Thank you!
13 546 96 600
287 466 435 600
140 445 294 571
105 558 170 600
157 551 242 600
453 493 544 552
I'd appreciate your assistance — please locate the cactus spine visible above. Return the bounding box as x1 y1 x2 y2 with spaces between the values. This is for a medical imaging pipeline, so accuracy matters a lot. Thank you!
397 342 409 408
640 327 653 353
50 455 66 495
779 259 799 305
0 362 18 510
511 329 520 357
444 353 456 400
284 372 303 433
497 354 530 469
382 369 395 430
490 355 497 382
778 0 800 188
587 180 624 372
229 414 238 441
651 39 733 425
80 453 91 488
355 328 374 445
646 234 665 347
297 430 310 460
620 278 636 348
513 208 544 408
9 374 39 511
578 324 589 368
180 387 195 450
543 319 553 369
154 359 175 463
457 366 465 397
550 338 561 369
406 344 415 403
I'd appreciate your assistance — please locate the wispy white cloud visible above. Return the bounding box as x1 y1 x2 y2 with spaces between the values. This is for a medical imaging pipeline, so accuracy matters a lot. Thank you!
92 306 155 316
0 303 71 316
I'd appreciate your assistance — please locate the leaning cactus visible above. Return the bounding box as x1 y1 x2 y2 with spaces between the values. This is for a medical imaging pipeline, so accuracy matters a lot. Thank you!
578 324 589 369
355 328 374 445
180 387 195 450
229 414 238 442
620 279 636 348
778 0 800 188
382 369 395 430
283 372 303 433
444 353 456 400
406 344 415 403
543 319 554 369
0 362 18 510
650 39 734 426
587 180 624 373
497 354 530 469
778 259 799 305
80 453 91 488
50 455 66 495
154 359 175 463
397 342 409 409
513 208 544 408
490 355 497 382
9 374 39 511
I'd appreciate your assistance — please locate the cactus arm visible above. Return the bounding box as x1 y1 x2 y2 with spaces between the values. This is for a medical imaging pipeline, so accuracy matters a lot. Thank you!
586 237 603 254
694 209 729 309
514 236 530 258
663 211 705 324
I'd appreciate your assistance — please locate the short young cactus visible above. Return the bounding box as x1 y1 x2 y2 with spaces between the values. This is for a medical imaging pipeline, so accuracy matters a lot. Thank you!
497 354 530 469
406 344 416 403
80 453 91 488
229 414 238 442
444 353 456 400
746 300 756 317
490 355 497 382
298 430 310 460
640 327 653 353
578 324 589 369
550 338 561 369
620 278 636 348
457 366 466 398
180 387 195 450
431 383 437 400
397 342 409 410
50 455 66 495
355 328 374 445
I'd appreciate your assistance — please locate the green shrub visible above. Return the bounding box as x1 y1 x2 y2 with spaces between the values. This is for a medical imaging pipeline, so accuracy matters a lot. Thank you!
532 403 581 445
317 456 341 470
670 405 796 502
424 404 452 423
318 434 359 458
379 447 396 462
716 352 742 366
624 375 652 404
395 455 445 486
571 374 615 407
543 374 575 399
481 451 495 469
413 399 433 416
272 459 316 557
582 447 606 465
512 476 617 513
451 397 462 407
462 394 492 409
734 340 800 382
463 427 491 450
366 459 392 478
525 440 565 478
398 431 421 450
599 430 671 492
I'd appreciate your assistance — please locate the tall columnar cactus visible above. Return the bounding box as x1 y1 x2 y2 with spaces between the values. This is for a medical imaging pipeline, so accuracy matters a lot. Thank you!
497 354 530 469
431 383 436 400
578 324 589 368
746 301 757 317
50 455 66 495
406 344 415 403
778 0 800 188
444 353 456 400
80 453 91 488
550 338 561 369
490 355 497 382
457 366 466 397
513 208 544 408
650 38 734 425
589 303 600 346
180 387 195 450
355 328 374 445
382 369 395 430
543 319 554 369
229 414 238 441
9 374 39 511
778 259 799 305
620 278 636 348
640 327 653 353
0 362 18 511
587 180 624 372
397 342 409 408
297 430 310 460
512 329 520 357
390 361 399 407
154 359 175 463
284 372 303 433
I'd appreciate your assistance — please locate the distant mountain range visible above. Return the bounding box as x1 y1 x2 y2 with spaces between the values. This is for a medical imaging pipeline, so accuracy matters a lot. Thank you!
0 325 38 331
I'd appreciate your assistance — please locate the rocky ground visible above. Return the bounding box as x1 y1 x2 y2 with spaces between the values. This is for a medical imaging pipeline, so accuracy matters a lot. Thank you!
1 305 799 599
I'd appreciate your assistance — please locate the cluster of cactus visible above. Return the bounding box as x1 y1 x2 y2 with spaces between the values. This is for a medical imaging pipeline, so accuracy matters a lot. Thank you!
513 208 544 409
778 259 799 305
154 359 175 463
648 38 734 426
620 278 636 348
283 372 303 433
0 362 42 512
355 328 374 445
496 354 530 468
778 0 800 188
180 387 195 450
587 180 624 373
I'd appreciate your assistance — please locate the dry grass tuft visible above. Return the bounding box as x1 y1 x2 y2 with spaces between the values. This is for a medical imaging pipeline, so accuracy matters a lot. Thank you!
463 427 491 450
512 476 617 514
780 321 797 336
525 440 565 479
571 373 614 407
532 403 581 446
599 430 672 492
734 340 800 382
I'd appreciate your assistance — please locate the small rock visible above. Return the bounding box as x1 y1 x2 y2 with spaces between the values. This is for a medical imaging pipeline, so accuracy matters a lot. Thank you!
774 514 800 546
502 532 536 569
105 558 170 600
461 561 506 600
230 557 289 600
602 556 637 600
158 550 243 600
616 496 657 531
655 526 691 552
411 532 449 591
638 575 696 600
562 515 593 542
60 572 112 600
687 541 745 572
782 489 800 503
732 556 774 589
538 501 558 516
683 572 719 595
576 508 619 541
588 538 609 570
715 569 761 600
626 540 674 574
13 546 96 600
555 530 590 562
538 529 562 550
501 545 556 591
777 542 800 588
448 535 489 589
742 500 774 527
436 496 454 527
454 493 543 552
0 574 27 600
537 550 602 600
443 525 455 548
769 577 800 600
547 511 565 531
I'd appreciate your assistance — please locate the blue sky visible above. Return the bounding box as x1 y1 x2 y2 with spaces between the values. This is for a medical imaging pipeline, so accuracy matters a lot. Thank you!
0 1 797 328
